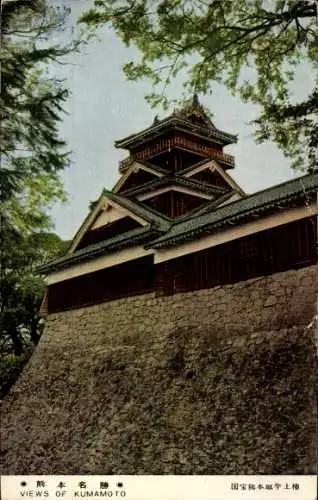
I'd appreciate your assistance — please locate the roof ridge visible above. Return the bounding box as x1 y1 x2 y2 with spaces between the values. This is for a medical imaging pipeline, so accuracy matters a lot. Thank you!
188 171 318 223
121 173 227 198
175 174 229 194
138 160 171 175
177 157 212 175
243 171 318 198
149 171 318 248
169 192 234 225
119 175 174 196
185 191 238 219
114 189 173 223
131 200 172 223
115 113 237 150
103 189 171 230
38 225 153 273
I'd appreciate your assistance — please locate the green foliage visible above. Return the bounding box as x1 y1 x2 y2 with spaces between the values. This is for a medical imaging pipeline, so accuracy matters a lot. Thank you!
80 0 318 171
1 0 83 210
0 221 67 357
0 1 81 396
0 221 67 398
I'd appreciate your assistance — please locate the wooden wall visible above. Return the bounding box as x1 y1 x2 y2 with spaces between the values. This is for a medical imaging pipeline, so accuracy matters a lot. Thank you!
47 217 317 313
48 256 155 313
158 216 317 295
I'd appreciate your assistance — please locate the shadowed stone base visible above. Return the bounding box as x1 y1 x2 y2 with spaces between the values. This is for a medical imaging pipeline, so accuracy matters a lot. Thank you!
1 266 317 474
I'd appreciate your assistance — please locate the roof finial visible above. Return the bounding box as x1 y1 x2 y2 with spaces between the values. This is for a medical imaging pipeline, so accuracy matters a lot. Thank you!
192 93 199 107
153 114 159 124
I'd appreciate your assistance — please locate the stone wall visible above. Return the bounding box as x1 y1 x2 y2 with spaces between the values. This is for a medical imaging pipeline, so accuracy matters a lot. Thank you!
1 265 317 474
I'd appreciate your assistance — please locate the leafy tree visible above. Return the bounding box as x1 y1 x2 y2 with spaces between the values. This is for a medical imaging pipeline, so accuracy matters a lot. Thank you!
1 0 83 216
0 0 80 395
0 221 68 356
80 0 318 172
0 0 76 347
0 222 68 398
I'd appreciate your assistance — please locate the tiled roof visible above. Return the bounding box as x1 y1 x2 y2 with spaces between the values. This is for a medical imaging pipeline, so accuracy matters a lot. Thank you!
138 161 171 176
38 226 159 273
177 157 214 176
102 190 171 229
115 159 171 182
38 191 171 274
149 172 318 248
115 115 237 149
185 191 240 218
39 172 317 274
67 189 170 255
120 174 229 198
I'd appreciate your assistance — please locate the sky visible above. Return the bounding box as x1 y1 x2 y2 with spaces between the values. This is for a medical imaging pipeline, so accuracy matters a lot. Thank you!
50 0 313 240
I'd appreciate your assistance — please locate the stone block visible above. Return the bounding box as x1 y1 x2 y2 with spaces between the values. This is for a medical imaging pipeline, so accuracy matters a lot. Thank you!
264 295 277 307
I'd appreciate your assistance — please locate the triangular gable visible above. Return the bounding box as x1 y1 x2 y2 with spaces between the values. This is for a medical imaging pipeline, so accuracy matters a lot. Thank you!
190 168 230 190
69 194 148 253
137 185 213 202
182 159 245 196
113 161 166 193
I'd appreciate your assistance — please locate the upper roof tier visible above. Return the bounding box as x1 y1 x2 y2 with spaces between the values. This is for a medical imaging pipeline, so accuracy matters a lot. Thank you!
115 96 238 151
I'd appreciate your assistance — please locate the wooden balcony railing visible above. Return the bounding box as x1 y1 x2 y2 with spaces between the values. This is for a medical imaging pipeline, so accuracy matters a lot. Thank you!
119 135 235 172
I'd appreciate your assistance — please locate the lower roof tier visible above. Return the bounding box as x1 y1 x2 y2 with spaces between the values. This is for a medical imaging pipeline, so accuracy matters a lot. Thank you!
39 172 318 277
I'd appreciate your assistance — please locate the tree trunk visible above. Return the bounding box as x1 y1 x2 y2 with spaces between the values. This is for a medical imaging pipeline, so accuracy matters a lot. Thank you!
30 317 41 345
8 328 24 356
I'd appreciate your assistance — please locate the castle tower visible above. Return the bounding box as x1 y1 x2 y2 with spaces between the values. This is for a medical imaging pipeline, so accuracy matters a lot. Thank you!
112 96 239 218
36 98 317 314
1 98 317 476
